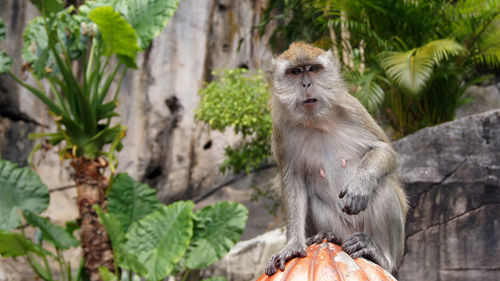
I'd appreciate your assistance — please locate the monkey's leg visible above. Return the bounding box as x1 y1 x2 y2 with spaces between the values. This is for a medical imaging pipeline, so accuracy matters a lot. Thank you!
342 232 390 271
306 231 341 246
265 175 308 276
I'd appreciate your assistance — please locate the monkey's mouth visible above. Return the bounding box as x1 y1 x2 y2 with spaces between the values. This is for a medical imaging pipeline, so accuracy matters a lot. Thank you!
303 98 318 104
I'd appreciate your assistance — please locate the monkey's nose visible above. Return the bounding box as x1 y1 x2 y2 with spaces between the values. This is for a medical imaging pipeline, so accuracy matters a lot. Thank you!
302 83 312 88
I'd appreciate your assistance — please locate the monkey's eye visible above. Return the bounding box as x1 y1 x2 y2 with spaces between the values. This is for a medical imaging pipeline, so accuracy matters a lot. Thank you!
290 68 302 75
309 65 322 72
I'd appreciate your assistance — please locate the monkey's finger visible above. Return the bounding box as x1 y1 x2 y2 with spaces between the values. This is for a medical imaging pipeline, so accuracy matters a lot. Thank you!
339 186 347 198
343 197 354 214
342 205 353 215
265 257 278 275
343 240 364 254
279 256 286 271
265 264 277 276
325 232 341 244
349 248 373 261
298 248 307 257
342 236 360 249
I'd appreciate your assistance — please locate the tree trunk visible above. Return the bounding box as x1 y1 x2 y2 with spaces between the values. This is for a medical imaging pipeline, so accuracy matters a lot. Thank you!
71 158 114 281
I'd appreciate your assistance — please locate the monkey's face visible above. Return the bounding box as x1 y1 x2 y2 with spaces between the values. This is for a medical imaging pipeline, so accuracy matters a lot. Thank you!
270 50 344 123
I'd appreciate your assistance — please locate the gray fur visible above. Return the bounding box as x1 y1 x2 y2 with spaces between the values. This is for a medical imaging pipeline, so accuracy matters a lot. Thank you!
265 47 407 276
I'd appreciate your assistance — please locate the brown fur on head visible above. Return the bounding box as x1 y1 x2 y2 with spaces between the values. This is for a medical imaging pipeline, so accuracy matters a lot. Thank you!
278 42 326 66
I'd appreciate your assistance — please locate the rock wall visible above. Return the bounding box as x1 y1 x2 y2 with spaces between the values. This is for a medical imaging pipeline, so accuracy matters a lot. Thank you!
394 110 500 281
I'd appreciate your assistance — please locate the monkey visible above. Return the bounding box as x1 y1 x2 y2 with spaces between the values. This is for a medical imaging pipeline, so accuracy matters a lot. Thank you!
264 42 407 276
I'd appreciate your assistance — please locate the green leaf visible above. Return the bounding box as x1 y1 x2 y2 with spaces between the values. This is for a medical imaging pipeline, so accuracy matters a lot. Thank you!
125 201 194 281
116 54 138 69
22 17 46 65
107 173 162 232
0 18 5 41
0 51 12 73
418 39 465 64
380 39 465 94
95 205 125 247
185 201 248 269
20 13 85 78
119 0 181 49
0 159 49 231
0 231 46 257
115 244 148 277
81 124 124 158
88 6 139 62
65 220 80 235
78 0 112 17
30 256 52 281
380 49 433 94
23 210 79 249
29 0 64 15
95 206 148 276
98 266 117 281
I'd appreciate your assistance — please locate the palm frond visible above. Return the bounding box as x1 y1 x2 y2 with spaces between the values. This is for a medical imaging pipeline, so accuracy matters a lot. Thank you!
380 39 465 94
418 39 466 64
453 0 499 18
379 49 433 94
472 14 500 68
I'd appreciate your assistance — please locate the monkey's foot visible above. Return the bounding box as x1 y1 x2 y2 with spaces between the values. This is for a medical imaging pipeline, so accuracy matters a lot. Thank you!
306 231 341 246
342 232 391 272
265 243 307 276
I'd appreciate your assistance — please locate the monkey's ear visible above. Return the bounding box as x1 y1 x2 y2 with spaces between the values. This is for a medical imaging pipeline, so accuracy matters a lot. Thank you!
323 49 341 66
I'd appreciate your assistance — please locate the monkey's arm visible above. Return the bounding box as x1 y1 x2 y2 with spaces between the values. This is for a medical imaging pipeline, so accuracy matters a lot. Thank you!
339 106 398 215
265 173 308 275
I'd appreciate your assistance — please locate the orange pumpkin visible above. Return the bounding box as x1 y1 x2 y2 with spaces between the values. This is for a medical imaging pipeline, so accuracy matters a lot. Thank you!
256 242 397 281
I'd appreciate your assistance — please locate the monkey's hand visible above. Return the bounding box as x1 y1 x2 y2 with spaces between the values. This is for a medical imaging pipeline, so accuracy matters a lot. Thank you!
265 242 307 275
339 175 373 215
342 232 391 273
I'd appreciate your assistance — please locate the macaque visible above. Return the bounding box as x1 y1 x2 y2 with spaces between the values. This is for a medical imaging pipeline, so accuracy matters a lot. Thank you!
265 42 407 276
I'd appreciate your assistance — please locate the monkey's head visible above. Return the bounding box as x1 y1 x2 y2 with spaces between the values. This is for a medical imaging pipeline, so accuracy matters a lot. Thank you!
268 42 345 123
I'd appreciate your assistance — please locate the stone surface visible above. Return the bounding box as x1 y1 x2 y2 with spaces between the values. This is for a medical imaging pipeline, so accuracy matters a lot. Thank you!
196 166 285 240
201 228 286 281
394 110 500 281
456 84 500 119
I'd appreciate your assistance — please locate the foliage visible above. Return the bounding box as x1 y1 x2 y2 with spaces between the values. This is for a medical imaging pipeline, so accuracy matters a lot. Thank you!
0 159 248 281
0 158 82 281
379 39 466 94
261 0 500 137
195 68 272 174
185 201 248 269
96 173 249 281
0 0 180 169
0 158 49 231
0 2 248 281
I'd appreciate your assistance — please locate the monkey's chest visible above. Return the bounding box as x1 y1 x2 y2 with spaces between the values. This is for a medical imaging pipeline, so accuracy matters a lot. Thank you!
289 132 363 189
